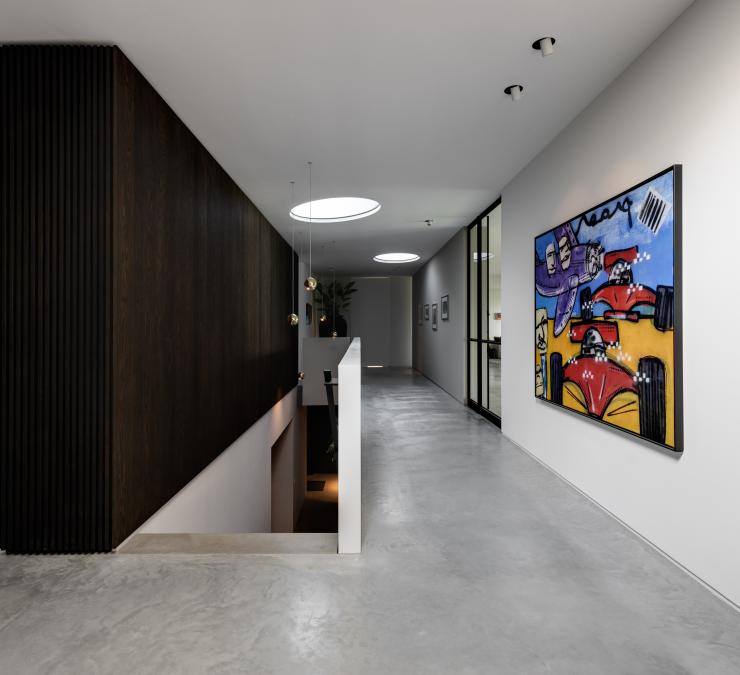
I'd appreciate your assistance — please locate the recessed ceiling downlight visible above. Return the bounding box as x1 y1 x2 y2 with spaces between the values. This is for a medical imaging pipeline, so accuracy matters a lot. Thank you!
290 197 380 223
504 84 524 101
373 252 420 264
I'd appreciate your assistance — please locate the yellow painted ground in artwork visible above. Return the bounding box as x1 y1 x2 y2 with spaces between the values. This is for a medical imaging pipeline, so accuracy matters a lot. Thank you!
536 317 675 448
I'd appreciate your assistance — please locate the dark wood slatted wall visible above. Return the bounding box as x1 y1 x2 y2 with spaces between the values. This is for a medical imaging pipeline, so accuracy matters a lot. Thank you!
0 46 112 553
1 45 296 552
110 49 297 546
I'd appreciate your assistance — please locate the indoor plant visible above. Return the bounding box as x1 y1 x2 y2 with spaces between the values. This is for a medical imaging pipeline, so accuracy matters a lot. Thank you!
315 279 357 337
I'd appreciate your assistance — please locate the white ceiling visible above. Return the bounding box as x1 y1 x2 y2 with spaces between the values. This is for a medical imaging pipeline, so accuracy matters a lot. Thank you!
1 0 693 275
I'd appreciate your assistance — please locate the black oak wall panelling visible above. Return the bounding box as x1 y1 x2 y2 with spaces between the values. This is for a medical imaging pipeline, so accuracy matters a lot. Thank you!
0 45 298 553
1 46 113 553
110 50 297 544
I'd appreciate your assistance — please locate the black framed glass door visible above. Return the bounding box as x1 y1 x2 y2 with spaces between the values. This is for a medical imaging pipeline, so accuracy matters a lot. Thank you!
467 198 502 426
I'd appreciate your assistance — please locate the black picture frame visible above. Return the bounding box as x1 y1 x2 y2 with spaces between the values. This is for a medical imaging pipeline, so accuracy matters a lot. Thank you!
424 304 430 320
441 294 449 320
533 165 683 454
432 304 438 330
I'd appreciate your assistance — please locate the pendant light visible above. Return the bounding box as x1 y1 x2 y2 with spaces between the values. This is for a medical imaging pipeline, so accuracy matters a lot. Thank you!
299 227 321 327
318 245 328 323
288 180 300 326
319 269 328 324
304 161 318 292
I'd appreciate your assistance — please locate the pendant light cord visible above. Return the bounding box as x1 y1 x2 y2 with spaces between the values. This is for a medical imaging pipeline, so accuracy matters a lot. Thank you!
290 181 296 314
299 229 304 296
307 161 313 278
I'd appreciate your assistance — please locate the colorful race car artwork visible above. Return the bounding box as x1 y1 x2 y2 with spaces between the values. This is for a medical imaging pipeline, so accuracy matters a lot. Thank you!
534 166 682 452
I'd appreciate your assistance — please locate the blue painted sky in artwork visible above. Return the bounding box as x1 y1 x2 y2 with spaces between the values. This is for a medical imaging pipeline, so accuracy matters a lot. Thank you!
535 170 675 319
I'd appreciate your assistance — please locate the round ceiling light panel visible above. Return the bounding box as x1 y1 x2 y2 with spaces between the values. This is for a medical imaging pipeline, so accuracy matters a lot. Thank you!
290 197 380 223
373 253 420 264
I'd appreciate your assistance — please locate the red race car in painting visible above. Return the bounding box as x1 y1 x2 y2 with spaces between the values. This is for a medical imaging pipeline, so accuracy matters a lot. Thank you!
579 246 674 330
549 320 666 444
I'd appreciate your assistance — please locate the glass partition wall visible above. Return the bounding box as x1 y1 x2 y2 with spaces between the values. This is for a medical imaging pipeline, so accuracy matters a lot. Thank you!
467 199 502 425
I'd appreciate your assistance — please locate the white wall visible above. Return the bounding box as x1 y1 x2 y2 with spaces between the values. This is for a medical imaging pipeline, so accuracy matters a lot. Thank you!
390 276 413 367
347 276 412 367
502 0 740 605
413 229 466 402
348 277 390 366
301 337 351 406
130 388 299 537
338 338 362 553
271 420 297 533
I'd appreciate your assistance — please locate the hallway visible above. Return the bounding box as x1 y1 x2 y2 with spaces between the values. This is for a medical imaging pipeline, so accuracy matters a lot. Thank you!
1 371 739 674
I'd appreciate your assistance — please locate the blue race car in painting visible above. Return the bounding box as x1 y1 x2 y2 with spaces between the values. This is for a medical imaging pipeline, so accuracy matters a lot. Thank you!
535 222 603 336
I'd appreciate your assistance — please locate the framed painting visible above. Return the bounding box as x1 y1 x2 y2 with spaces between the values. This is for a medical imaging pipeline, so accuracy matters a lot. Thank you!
418 304 423 326
534 165 682 452
432 304 438 331
441 294 449 320
424 304 430 320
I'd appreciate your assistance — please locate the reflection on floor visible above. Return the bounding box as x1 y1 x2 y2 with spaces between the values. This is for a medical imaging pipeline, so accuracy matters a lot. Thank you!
488 357 501 417
295 473 337 533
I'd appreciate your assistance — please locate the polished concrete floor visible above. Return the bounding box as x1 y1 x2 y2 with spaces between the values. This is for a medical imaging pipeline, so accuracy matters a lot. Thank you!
1 369 739 674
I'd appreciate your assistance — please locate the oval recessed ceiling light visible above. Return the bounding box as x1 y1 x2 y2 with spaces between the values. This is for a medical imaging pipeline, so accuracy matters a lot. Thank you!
290 197 380 223
373 252 420 264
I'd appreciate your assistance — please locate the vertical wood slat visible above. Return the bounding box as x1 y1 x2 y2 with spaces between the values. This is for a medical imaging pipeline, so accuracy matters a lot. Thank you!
0 46 112 553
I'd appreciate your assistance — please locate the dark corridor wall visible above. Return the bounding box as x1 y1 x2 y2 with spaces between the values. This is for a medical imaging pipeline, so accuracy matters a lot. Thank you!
0 45 298 552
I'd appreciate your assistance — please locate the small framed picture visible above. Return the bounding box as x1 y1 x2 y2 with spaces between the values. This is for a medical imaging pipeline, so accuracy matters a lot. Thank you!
424 304 430 320
441 294 449 321
417 304 423 326
432 303 438 330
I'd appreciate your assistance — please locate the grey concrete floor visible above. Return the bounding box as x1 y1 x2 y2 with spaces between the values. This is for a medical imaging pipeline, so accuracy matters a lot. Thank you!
1 369 739 674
